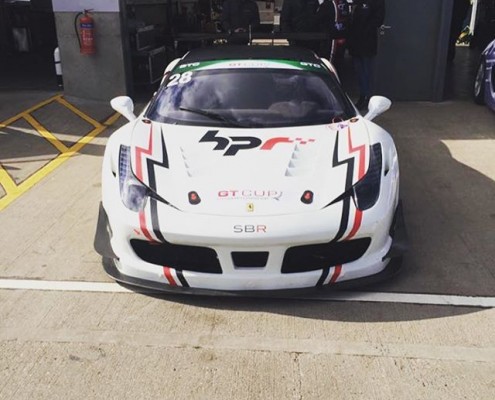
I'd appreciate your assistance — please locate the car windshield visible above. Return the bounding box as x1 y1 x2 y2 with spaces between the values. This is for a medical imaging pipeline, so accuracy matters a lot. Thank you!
145 67 356 128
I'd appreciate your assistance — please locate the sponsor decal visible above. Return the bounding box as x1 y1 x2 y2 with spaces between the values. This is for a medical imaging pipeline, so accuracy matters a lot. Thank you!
300 62 321 69
233 225 267 233
328 121 349 131
173 59 324 74
178 62 200 69
200 130 315 156
218 189 282 201
227 61 270 69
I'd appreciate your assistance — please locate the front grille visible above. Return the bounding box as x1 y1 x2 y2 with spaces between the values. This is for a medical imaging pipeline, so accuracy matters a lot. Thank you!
231 252 269 268
282 238 371 273
131 239 222 274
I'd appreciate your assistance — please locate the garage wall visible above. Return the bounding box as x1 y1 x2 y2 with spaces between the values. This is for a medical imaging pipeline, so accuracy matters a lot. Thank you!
53 2 129 101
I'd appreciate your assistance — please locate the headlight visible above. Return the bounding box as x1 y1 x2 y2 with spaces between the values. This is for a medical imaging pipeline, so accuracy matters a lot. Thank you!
119 145 148 211
352 143 382 210
330 143 382 211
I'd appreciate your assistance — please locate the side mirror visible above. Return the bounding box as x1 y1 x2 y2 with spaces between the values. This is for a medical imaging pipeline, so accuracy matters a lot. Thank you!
110 96 136 122
364 96 392 121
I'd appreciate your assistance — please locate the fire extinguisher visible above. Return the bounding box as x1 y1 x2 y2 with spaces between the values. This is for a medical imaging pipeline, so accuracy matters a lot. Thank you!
74 10 95 55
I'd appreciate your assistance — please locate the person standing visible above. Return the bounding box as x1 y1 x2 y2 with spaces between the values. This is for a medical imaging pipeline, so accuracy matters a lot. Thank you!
280 0 320 52
314 0 338 59
348 0 385 110
221 0 260 44
448 0 470 62
330 0 351 68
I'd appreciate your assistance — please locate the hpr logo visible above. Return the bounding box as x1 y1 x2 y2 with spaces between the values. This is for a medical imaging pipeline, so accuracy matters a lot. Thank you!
199 130 315 156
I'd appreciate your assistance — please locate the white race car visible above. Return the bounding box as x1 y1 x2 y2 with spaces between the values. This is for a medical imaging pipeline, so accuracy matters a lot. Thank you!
94 46 407 294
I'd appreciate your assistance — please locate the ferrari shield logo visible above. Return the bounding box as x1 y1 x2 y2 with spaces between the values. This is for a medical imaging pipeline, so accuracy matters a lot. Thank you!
246 203 254 212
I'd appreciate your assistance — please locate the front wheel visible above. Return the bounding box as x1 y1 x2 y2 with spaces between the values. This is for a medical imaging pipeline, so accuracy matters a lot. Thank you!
474 58 486 105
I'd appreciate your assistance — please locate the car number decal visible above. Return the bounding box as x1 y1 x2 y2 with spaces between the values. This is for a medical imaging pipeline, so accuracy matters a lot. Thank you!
167 71 193 87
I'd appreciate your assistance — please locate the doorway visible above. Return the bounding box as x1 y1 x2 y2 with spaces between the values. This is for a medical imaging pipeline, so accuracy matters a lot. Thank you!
0 0 58 90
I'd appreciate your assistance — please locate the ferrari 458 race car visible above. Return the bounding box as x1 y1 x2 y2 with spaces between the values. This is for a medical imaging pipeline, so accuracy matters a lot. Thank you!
474 38 495 112
94 46 407 294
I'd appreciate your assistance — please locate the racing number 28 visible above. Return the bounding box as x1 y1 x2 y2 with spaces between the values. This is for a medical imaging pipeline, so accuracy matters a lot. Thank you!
167 72 193 87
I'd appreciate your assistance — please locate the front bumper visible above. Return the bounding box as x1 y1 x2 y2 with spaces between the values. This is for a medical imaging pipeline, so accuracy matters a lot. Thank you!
94 201 407 294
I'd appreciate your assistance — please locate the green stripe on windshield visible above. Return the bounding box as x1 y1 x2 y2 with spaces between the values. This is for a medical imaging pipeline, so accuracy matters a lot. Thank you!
173 59 323 73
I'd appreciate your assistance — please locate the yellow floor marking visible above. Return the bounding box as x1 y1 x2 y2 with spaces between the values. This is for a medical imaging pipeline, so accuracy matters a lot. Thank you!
0 167 18 195
22 114 70 153
0 95 120 211
0 94 62 128
103 111 122 127
55 96 104 129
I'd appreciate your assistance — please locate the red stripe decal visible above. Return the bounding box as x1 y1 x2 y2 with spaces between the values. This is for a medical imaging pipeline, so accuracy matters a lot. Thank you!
163 267 177 286
345 209 363 241
135 125 154 239
344 126 366 240
347 127 366 180
329 265 342 284
135 125 154 181
139 210 155 242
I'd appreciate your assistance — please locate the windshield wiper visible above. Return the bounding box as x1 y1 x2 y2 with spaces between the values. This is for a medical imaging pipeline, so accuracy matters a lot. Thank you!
179 106 245 128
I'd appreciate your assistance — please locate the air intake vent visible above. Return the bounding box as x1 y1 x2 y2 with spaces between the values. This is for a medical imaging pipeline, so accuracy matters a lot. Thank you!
131 239 222 274
232 252 269 268
282 238 371 273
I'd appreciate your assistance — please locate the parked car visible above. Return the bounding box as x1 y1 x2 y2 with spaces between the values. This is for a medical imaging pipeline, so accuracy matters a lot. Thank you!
94 45 406 294
474 38 495 111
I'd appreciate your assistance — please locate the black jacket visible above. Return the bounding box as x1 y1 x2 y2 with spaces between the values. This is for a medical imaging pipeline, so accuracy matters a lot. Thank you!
348 0 385 57
280 0 320 34
221 0 260 32
281 0 337 55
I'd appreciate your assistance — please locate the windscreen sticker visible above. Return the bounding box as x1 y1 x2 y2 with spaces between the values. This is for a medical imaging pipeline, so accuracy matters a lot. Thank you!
174 59 323 73
166 71 193 87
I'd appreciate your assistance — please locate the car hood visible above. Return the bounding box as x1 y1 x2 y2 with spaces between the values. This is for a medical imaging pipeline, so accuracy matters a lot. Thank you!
130 119 371 216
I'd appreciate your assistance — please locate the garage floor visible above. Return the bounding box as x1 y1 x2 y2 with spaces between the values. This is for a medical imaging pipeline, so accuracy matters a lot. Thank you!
0 50 494 398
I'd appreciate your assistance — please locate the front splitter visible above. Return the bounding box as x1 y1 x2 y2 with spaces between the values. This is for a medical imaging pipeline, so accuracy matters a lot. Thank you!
102 256 403 298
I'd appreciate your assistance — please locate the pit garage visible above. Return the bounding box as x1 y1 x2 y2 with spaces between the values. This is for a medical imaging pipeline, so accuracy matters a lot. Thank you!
0 0 495 398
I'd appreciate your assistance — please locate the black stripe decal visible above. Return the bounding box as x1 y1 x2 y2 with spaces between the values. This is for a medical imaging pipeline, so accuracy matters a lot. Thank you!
316 267 330 286
176 270 189 287
145 127 170 242
149 197 167 242
331 130 354 242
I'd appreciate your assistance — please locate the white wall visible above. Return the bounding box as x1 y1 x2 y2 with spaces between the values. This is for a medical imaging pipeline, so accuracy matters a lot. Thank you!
52 0 120 12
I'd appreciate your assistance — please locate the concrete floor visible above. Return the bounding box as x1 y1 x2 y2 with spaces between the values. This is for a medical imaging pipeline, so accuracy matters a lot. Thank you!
0 51 494 398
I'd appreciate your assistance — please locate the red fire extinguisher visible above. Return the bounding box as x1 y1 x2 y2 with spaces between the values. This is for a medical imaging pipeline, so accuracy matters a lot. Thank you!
75 10 95 55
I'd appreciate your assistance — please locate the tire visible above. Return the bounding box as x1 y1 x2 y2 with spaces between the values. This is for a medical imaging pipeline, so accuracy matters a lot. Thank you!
474 58 486 105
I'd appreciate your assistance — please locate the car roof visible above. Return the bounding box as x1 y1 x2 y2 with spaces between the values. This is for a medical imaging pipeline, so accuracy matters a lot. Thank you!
179 45 321 64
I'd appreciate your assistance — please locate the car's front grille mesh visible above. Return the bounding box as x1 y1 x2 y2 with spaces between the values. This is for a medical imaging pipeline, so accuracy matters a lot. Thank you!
282 238 371 273
131 239 222 274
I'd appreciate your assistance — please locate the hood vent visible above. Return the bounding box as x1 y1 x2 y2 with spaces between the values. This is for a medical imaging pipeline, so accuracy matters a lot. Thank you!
285 143 316 177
